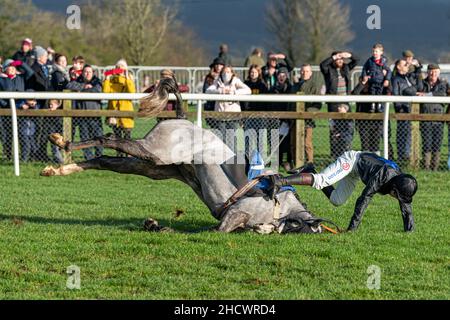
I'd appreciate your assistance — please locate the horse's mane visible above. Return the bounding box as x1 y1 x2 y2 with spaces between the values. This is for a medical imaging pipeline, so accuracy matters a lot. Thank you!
139 77 185 119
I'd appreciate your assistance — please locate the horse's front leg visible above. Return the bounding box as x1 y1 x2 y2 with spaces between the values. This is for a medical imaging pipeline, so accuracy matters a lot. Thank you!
41 156 182 181
49 133 154 161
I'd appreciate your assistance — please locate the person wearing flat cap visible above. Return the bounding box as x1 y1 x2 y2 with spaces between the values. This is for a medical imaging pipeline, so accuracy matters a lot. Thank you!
416 63 448 170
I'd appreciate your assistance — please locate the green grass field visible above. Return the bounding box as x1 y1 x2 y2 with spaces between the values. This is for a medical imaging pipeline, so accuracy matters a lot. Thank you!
0 163 449 300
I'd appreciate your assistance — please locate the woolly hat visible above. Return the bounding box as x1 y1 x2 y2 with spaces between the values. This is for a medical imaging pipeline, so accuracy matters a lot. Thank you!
34 46 47 59
2 59 14 70
22 38 32 46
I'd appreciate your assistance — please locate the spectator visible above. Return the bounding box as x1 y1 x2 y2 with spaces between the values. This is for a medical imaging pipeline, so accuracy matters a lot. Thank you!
268 67 294 170
0 59 34 161
352 75 384 154
320 51 358 159
17 96 40 162
218 43 232 66
417 64 448 170
244 48 265 68
292 64 323 165
0 56 4 74
203 57 225 112
69 56 85 81
206 65 251 151
27 46 54 161
144 69 189 111
67 65 103 160
68 55 85 142
46 47 55 65
103 59 136 157
47 99 64 164
51 54 70 92
329 104 354 160
361 43 391 112
402 50 423 83
12 38 36 67
262 52 294 91
243 64 268 165
391 59 420 165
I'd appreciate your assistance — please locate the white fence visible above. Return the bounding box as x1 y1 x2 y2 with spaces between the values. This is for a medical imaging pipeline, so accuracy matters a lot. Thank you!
90 64 450 93
1 92 449 176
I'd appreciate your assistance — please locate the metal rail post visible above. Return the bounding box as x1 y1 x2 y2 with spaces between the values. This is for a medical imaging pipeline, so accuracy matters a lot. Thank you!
10 99 20 176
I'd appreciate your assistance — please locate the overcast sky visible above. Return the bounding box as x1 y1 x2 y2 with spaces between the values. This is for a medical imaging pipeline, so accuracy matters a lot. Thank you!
33 0 450 63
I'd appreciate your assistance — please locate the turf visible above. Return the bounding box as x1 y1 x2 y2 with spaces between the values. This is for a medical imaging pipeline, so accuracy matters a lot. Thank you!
0 163 448 300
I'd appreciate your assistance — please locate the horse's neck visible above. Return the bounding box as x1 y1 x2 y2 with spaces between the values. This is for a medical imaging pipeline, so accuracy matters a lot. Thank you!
194 164 237 213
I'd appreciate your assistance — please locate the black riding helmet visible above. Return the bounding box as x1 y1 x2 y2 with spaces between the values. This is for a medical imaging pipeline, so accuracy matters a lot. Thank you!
390 174 418 203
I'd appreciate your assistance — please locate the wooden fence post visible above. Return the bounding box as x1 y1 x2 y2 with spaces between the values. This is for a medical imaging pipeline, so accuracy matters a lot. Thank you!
62 90 72 164
410 103 420 169
295 99 305 168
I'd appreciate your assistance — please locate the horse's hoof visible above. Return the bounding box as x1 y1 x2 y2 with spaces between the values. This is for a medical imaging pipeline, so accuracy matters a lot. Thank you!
49 133 68 150
41 166 59 176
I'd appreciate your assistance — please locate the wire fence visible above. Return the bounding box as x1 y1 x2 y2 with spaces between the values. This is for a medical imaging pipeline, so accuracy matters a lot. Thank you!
1 105 449 172
0 92 449 175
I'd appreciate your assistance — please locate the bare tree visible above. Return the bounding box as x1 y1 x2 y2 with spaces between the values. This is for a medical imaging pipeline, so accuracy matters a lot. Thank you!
266 0 354 65
120 0 176 65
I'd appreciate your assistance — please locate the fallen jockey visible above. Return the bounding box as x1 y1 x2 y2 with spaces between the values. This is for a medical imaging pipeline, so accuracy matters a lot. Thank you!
268 151 418 232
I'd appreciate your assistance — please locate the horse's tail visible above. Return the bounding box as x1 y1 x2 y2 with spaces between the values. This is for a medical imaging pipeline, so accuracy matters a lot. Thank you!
139 77 186 119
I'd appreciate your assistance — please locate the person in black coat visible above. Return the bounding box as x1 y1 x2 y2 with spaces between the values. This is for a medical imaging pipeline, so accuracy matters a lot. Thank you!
391 59 421 165
320 51 358 161
268 67 294 170
416 64 448 170
51 54 70 92
0 59 34 161
12 38 36 67
243 64 269 168
26 46 53 162
320 51 358 111
66 65 104 160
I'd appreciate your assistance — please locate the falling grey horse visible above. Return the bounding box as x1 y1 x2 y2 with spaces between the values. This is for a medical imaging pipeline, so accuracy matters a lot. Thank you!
41 78 329 234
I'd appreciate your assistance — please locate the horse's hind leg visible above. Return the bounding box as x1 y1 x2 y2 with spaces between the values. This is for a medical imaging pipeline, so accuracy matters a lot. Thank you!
217 208 251 233
49 133 153 161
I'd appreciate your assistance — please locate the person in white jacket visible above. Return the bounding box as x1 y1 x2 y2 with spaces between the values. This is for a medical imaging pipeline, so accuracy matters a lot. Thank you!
206 66 251 153
206 65 251 112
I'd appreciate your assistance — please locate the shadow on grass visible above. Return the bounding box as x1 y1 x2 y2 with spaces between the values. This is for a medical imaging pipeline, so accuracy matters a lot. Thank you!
0 214 217 233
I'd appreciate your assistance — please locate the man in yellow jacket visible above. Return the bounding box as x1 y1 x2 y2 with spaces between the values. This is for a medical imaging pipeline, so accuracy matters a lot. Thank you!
103 59 135 156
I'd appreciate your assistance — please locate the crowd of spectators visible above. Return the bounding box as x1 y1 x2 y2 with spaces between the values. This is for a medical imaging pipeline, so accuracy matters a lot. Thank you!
204 44 450 170
0 38 136 163
0 39 449 170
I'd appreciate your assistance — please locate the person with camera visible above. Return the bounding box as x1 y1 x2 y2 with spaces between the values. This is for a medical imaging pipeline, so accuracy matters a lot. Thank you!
102 59 136 157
